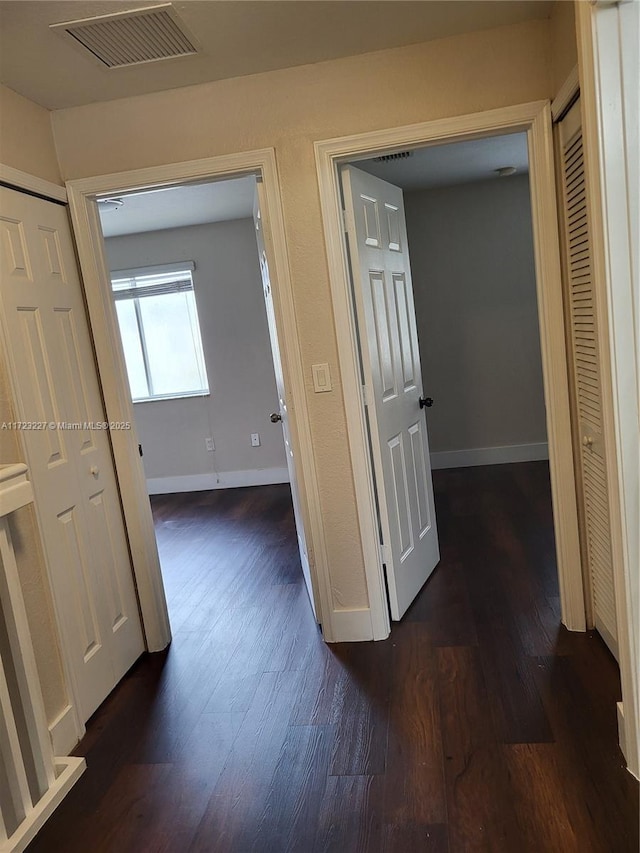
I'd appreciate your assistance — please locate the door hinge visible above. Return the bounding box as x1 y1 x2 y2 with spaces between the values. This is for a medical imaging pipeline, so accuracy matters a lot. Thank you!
362 384 370 406
341 208 349 233
380 542 390 565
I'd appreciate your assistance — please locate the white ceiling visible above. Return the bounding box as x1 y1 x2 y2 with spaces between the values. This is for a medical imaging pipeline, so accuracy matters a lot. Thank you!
0 1 553 110
354 132 529 190
98 175 256 238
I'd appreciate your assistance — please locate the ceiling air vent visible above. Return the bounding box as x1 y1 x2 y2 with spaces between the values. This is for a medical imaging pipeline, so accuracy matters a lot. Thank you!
50 4 199 69
373 151 413 163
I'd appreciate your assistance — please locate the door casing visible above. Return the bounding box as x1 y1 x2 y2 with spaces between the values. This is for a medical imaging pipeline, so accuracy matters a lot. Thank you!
315 100 586 642
64 150 334 647
575 0 639 778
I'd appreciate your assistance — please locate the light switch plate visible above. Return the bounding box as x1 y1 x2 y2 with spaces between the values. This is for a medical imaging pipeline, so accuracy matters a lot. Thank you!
312 363 332 393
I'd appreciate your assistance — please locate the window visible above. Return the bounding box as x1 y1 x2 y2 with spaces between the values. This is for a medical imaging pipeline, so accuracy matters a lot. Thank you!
111 262 209 402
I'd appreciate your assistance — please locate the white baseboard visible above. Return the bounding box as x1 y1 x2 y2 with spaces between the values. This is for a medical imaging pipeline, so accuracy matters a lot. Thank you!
326 608 375 642
48 704 80 757
617 702 628 764
430 442 549 470
146 467 290 495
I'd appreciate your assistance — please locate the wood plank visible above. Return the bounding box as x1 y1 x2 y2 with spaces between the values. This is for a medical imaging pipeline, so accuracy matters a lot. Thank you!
328 641 391 776
383 822 449 853
254 723 334 852
138 712 245 853
313 775 383 853
188 668 305 852
383 622 447 827
437 646 521 851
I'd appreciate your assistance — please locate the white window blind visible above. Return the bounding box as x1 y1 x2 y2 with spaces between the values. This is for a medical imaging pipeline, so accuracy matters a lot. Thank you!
111 262 209 402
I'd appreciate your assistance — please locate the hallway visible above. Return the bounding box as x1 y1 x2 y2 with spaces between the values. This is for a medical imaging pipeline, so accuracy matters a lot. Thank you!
27 464 639 852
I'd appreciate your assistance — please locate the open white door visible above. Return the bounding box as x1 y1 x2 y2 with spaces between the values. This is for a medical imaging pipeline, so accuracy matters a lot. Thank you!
342 166 439 620
0 186 145 722
253 185 317 618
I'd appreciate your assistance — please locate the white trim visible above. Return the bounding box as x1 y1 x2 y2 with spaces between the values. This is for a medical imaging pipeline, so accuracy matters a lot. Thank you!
4 756 85 853
576 0 639 779
0 164 67 203
0 468 85 850
551 65 580 121
0 464 33 516
315 100 586 641
328 608 375 643
66 148 334 646
617 703 632 774
111 261 195 278
47 705 79 757
430 442 549 470
146 468 290 495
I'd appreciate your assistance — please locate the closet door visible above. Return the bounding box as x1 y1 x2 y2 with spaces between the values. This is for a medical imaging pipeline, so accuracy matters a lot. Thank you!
557 98 618 658
0 186 145 721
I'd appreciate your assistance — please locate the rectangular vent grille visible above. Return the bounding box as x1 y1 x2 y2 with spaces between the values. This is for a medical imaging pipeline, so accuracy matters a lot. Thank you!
51 5 197 69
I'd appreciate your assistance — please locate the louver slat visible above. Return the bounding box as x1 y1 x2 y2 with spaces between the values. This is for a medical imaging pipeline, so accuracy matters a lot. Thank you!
559 99 617 657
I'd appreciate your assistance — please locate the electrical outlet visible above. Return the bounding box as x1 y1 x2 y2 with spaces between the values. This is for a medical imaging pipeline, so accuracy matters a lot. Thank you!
251 433 260 447
205 437 215 452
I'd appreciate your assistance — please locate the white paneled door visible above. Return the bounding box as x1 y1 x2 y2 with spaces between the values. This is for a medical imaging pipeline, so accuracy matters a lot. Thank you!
342 166 440 619
0 186 145 722
253 188 317 618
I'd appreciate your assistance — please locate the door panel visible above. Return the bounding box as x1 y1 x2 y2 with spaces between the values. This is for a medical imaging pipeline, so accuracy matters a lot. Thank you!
252 187 317 619
0 186 144 722
342 166 439 620
557 99 618 658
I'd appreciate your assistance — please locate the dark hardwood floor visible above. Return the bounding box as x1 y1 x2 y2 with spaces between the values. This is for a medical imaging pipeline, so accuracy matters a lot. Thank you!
28 462 639 852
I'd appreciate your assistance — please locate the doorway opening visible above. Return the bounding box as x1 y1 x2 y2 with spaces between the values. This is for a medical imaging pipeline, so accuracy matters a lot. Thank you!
315 103 586 644
93 172 318 645
343 131 559 625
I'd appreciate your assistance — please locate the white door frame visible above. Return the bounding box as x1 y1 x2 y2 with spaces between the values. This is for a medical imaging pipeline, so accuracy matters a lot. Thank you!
315 100 586 642
65 149 333 648
0 164 68 204
576 0 639 779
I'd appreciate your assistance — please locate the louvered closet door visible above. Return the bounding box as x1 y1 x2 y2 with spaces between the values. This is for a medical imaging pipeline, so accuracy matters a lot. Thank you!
557 99 618 659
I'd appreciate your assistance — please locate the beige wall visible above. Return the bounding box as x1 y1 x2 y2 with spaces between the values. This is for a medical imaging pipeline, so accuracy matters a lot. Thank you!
0 364 69 726
105 219 287 484
0 84 62 185
550 1 578 96
405 175 547 459
51 20 553 612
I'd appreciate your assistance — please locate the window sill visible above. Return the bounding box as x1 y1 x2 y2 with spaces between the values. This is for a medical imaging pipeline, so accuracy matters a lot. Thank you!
132 392 210 405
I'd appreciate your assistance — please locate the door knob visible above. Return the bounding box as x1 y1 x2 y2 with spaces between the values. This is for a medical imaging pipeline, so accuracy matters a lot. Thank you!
270 412 282 423
90 465 99 476
583 435 594 448
419 397 433 409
